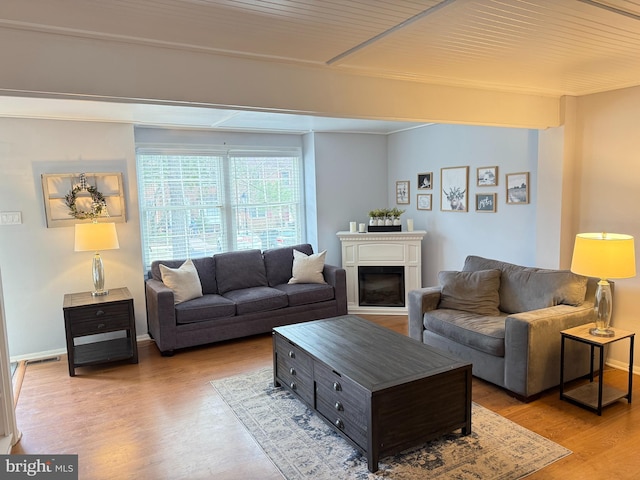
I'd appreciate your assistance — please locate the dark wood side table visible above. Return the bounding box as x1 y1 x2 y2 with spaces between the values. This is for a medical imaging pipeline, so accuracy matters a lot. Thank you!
560 324 634 415
63 287 138 376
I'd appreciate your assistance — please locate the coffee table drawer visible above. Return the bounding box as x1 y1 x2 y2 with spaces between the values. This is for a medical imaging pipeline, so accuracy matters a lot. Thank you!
274 334 314 404
316 395 367 449
314 362 367 410
314 362 367 447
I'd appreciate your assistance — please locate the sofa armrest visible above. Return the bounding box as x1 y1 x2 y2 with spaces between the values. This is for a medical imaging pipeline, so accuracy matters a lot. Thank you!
504 302 595 397
408 287 442 341
145 278 177 353
323 264 348 315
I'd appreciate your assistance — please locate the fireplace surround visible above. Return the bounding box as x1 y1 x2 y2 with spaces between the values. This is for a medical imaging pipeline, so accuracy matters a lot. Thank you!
337 230 426 314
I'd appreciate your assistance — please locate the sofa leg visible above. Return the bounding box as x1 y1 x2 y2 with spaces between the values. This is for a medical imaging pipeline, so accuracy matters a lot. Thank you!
160 350 174 357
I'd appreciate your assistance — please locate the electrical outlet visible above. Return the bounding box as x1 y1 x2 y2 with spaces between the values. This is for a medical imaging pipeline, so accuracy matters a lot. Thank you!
0 211 22 225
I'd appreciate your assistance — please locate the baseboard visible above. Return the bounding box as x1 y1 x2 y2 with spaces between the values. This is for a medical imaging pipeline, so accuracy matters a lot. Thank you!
9 334 151 364
606 358 640 376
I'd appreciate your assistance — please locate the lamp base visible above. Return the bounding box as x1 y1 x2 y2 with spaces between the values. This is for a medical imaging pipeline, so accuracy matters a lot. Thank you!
589 327 615 337
91 290 109 297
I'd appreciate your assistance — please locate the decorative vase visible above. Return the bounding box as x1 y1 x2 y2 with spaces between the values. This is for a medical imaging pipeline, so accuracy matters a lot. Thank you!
370 217 376 226
393 218 401 226
377 219 384 226
385 218 392 226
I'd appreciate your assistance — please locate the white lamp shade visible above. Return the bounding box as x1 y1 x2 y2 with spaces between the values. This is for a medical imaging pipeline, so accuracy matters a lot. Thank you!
570 232 636 280
74 222 120 252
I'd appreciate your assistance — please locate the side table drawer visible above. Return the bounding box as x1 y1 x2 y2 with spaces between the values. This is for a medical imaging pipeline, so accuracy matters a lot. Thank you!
274 334 314 404
68 302 131 336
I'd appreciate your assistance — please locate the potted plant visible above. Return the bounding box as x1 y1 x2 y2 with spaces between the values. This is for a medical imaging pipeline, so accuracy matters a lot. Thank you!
390 208 405 225
368 209 382 226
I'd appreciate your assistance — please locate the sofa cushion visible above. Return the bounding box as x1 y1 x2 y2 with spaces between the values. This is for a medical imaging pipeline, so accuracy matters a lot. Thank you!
274 283 335 307
501 270 588 313
289 249 327 284
152 257 217 294
264 244 314 286
424 309 507 357
462 255 588 313
214 249 268 294
222 286 288 315
174 294 236 324
438 269 501 316
159 259 203 304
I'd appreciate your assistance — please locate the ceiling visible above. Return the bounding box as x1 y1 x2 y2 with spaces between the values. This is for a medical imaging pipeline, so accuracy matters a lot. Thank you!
2 0 640 134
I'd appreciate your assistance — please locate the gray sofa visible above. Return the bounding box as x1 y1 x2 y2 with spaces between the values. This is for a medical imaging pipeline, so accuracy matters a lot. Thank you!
145 244 347 355
409 255 598 400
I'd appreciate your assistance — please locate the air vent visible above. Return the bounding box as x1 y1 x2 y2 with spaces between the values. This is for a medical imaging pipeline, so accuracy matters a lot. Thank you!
25 356 61 365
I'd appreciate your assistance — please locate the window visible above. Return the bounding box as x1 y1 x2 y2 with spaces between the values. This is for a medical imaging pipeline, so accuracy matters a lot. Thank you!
136 147 304 271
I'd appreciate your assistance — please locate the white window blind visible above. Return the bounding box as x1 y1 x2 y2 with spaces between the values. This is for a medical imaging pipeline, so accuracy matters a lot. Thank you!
136 146 304 271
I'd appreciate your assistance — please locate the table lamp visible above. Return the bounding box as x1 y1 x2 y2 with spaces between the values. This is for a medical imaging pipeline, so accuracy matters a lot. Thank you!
74 222 120 296
570 232 636 337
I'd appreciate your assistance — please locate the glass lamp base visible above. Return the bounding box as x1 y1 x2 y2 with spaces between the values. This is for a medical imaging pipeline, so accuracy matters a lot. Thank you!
589 327 615 337
91 253 108 297
590 280 614 337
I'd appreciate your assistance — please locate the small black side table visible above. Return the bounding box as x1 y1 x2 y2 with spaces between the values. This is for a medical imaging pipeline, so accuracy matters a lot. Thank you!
560 324 634 415
63 287 138 376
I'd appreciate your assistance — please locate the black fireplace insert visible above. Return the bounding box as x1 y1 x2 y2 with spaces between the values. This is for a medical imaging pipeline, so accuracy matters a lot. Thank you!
358 266 405 307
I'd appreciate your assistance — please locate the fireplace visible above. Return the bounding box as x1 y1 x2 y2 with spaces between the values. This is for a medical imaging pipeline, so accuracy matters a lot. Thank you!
337 229 426 315
358 266 405 307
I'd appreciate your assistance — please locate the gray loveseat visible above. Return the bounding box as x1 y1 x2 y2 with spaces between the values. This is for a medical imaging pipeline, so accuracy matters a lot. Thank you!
145 244 347 355
409 255 597 400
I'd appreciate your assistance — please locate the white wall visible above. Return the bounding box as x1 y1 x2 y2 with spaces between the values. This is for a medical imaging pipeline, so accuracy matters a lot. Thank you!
0 118 143 358
387 124 538 285
310 133 388 267
575 86 640 370
0 121 388 358
3 92 639 375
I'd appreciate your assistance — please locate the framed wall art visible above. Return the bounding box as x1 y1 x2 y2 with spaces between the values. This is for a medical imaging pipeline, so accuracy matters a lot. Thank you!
42 172 126 227
506 172 529 204
476 193 497 212
417 172 433 190
396 180 410 205
441 166 468 212
417 193 432 210
477 166 498 186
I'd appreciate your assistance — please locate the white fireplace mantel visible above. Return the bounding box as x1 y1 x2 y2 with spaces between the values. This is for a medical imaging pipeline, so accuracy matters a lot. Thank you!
337 230 426 315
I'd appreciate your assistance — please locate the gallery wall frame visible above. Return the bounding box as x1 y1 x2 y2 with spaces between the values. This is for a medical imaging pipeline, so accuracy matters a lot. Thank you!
42 172 126 227
441 166 468 212
396 180 410 205
476 193 497 212
417 172 433 190
417 193 432 210
477 166 498 187
506 172 530 204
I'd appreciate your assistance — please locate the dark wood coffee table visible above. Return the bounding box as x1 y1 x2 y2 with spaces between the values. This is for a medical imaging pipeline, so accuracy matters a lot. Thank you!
273 315 472 472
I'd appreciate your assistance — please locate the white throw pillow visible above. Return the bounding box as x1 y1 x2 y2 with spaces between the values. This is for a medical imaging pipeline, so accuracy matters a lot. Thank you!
159 259 203 304
288 249 327 284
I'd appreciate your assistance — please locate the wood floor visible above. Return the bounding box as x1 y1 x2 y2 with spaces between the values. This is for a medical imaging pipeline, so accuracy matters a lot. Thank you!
12 315 640 479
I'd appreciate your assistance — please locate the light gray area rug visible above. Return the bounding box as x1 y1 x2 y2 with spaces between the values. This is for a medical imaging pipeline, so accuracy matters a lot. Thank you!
211 368 571 480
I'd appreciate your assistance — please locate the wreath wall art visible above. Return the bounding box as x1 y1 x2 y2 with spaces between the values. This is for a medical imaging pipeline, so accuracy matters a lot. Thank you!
42 172 126 227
